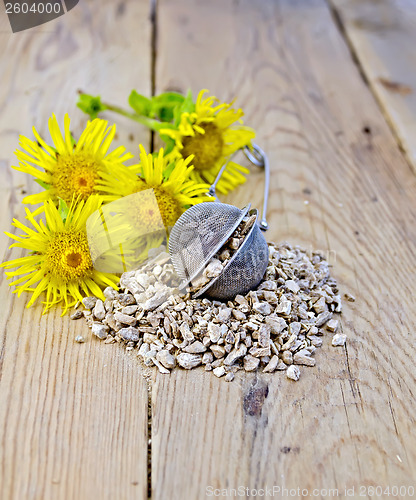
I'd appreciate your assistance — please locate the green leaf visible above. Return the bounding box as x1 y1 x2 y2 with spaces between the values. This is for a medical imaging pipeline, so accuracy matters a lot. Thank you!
173 89 194 126
153 92 185 105
128 90 152 116
77 94 107 120
70 132 77 148
34 179 51 190
181 89 194 114
58 198 70 223
159 134 176 155
150 92 185 122
157 106 174 122
162 158 177 180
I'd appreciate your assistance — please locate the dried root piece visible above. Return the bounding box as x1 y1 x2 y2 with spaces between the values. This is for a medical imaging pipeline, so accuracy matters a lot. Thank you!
75 241 346 382
188 215 258 294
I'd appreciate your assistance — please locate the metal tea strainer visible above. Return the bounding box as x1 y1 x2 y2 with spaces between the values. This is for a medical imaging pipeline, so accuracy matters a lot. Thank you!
168 144 270 300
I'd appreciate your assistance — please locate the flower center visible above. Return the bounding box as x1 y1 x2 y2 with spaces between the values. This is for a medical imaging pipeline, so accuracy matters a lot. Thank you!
66 252 82 268
45 230 93 282
154 187 183 227
181 122 224 171
52 151 99 204
131 184 183 230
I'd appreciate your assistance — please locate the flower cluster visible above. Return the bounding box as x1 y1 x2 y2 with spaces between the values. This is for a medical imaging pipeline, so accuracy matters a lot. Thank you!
2 90 255 314
78 89 255 194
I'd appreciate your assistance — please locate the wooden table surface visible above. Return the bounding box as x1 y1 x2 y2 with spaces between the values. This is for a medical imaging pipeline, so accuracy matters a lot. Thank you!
1 1 416 499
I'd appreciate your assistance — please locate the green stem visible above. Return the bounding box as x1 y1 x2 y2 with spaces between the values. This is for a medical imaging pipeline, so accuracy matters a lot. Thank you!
103 102 162 132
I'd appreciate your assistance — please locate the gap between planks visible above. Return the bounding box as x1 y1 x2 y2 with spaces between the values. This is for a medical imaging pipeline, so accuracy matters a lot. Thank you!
148 2 158 498
0 1 153 498
326 0 416 175
151 0 416 497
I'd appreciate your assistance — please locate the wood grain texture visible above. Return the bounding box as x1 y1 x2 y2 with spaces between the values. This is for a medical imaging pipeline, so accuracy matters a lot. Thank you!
0 2 151 499
2 1 416 499
329 0 416 173
152 0 416 498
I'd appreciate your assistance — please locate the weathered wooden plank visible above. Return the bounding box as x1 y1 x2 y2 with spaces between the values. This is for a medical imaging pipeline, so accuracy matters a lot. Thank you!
151 0 416 498
0 2 151 499
330 0 416 173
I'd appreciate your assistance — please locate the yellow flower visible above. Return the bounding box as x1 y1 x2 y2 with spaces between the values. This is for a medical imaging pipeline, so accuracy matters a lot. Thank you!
97 145 214 229
14 114 133 206
160 90 255 194
86 193 168 273
1 196 119 315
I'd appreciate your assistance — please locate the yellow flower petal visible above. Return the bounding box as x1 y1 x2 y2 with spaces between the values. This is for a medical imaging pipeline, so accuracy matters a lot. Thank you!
1 197 119 314
98 145 213 229
16 114 133 206
162 90 255 194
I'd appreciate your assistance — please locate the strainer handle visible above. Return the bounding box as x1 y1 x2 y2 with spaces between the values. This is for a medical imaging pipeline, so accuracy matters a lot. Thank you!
208 143 270 231
208 150 239 200
243 144 269 231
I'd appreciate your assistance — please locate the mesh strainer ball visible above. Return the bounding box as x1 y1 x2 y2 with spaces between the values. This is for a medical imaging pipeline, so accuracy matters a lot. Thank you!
168 202 248 285
168 203 269 300
168 143 271 300
194 207 269 299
